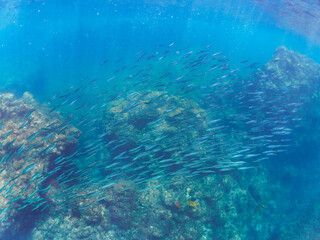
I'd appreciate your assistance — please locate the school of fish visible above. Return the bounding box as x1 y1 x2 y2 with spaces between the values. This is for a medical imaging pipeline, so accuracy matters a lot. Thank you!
0 43 304 218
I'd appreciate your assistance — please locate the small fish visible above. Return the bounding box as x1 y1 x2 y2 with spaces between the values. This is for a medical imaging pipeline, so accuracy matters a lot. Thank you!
24 109 35 119
75 103 85 110
49 104 63 113
238 166 256 170
27 131 39 141
0 216 7 223
32 201 47 211
137 52 146 62
3 130 13 141
6 152 16 163
45 144 56 154
41 132 54 141
7 195 22 204
69 96 81 106
29 132 39 142
79 203 93 210
100 59 108 66
212 51 222 57
7 138 16 150
19 120 29 130
5 182 16 195
22 163 37 175
18 204 31 211
95 195 110 202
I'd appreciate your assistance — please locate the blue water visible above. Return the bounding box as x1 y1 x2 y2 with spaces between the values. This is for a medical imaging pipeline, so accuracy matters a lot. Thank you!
0 0 320 239
1 0 320 99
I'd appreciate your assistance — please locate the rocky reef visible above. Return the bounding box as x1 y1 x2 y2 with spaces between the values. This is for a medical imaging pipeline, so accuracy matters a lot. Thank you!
105 90 207 141
262 46 320 90
0 92 80 239
103 90 209 181
1 46 319 240
28 88 283 239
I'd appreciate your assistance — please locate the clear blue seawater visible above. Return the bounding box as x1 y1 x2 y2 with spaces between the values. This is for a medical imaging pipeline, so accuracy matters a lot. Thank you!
0 0 320 239
1 0 320 99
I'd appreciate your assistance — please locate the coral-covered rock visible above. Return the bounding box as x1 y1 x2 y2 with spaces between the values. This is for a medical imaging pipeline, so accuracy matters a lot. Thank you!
104 90 207 144
0 92 80 238
262 46 320 90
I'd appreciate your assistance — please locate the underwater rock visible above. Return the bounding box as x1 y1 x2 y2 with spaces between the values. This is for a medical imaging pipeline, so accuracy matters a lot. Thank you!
99 87 291 239
0 92 80 239
104 90 207 143
262 46 320 90
102 90 210 189
32 213 121 240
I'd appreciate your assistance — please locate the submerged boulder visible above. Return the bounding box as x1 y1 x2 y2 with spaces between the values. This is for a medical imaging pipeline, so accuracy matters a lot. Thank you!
105 90 207 142
262 46 320 91
0 92 80 239
103 90 209 182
